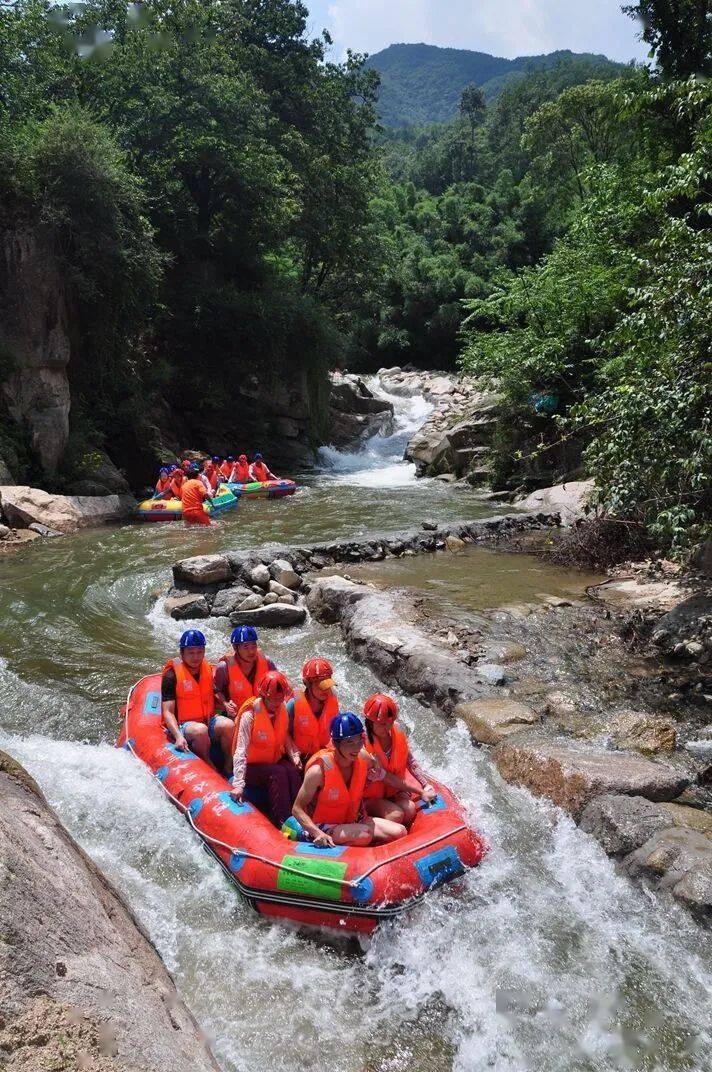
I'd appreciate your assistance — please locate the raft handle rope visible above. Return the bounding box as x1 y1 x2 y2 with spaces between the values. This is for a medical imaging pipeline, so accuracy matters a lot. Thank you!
124 677 469 894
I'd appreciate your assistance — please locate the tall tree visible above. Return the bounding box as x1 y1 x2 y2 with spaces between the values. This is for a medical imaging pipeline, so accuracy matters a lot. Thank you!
623 1 712 77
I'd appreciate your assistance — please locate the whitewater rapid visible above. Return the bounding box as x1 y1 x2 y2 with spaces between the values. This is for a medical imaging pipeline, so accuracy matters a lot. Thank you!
1 375 711 1071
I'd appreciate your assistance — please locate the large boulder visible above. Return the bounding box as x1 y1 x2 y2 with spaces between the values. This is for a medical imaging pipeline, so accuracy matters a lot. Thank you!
326 373 394 450
492 734 689 820
0 485 134 532
229 603 307 627
624 827 712 913
515 480 595 526
0 751 219 1072
164 594 210 620
579 794 675 856
269 558 301 590
455 698 540 745
173 554 234 586
66 452 130 495
607 710 677 755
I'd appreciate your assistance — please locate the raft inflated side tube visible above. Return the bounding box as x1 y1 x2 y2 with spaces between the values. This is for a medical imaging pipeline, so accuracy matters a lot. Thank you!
135 485 238 522
119 674 487 934
227 479 297 501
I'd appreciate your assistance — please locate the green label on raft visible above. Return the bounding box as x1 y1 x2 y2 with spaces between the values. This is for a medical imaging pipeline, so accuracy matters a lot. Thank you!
277 855 348 901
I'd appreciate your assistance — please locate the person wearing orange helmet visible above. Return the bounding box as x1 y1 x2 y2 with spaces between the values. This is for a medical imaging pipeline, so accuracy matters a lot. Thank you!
286 658 339 760
229 670 302 827
362 694 436 826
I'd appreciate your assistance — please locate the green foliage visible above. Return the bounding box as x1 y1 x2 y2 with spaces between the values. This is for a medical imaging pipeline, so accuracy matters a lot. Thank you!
367 42 625 129
623 1 712 78
461 76 712 549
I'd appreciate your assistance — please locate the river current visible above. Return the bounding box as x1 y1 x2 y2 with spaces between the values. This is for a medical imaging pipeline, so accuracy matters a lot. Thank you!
1 378 710 1071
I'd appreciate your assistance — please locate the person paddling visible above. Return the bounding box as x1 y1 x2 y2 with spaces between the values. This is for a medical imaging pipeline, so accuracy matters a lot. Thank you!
201 458 220 494
154 467 171 498
249 453 276 483
286 658 339 761
230 671 302 827
161 630 232 763
229 454 251 484
169 467 185 499
180 463 213 525
219 456 235 481
290 714 408 848
362 694 436 826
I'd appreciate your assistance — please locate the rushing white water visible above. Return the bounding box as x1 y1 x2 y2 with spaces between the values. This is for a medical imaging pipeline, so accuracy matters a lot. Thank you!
316 375 434 487
2 376 711 1072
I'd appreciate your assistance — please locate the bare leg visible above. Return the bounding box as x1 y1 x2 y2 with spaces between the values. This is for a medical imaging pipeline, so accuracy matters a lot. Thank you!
364 796 408 824
389 791 418 826
327 823 374 847
369 816 407 844
182 722 211 761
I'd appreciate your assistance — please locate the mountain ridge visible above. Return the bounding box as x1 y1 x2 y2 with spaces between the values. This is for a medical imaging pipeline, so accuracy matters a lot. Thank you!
366 42 627 128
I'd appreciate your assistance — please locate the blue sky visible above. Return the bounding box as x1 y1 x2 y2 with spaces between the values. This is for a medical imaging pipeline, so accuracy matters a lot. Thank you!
304 1 648 63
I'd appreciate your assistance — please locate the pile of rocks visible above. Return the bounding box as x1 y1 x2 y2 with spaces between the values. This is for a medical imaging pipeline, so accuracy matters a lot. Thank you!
651 593 712 670
327 373 394 451
164 511 557 624
379 368 501 484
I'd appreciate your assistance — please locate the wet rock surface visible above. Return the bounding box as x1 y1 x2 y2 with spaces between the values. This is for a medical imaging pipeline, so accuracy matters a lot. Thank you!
327 372 394 450
0 485 135 532
0 751 219 1071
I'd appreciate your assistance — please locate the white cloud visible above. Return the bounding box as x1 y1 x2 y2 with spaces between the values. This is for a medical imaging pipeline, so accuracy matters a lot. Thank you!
307 0 647 63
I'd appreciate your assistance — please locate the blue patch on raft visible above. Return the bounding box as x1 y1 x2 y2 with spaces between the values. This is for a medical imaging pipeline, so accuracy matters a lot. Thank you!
418 794 447 814
294 843 346 859
230 851 245 873
216 790 252 816
165 744 199 761
156 766 169 782
143 691 161 716
414 846 463 890
188 798 203 819
123 738 136 752
350 877 374 903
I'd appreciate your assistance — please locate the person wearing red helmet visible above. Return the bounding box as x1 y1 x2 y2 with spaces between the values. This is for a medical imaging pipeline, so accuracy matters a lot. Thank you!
362 694 436 826
229 454 251 484
229 670 302 827
286 658 339 760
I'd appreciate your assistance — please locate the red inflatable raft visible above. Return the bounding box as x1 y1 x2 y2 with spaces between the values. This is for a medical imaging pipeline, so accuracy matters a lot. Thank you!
119 674 487 934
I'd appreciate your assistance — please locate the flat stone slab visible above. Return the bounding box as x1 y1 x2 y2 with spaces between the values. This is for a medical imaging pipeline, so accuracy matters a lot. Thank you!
492 734 690 820
456 698 540 745
229 603 306 628
173 554 234 585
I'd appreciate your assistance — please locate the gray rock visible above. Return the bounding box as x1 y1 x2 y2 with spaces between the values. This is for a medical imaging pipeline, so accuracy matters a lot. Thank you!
263 592 279 605
210 587 258 618
492 734 690 820
250 563 271 588
269 579 297 602
579 794 674 856
0 486 135 532
456 698 539 745
269 558 301 590
0 523 10 539
475 663 508 686
165 594 210 620
173 554 234 586
237 593 264 612
0 751 220 1071
230 603 307 628
28 521 62 538
690 540 712 578
624 827 712 912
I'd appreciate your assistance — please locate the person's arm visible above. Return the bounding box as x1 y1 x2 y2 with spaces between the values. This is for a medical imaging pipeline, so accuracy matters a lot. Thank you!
161 673 188 751
285 730 302 769
230 711 253 799
214 662 237 718
407 748 436 800
292 765 334 847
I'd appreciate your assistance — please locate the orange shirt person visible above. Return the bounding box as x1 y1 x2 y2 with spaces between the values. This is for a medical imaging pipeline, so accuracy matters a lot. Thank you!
249 453 276 483
154 468 172 498
229 454 251 484
181 465 213 526
220 456 235 480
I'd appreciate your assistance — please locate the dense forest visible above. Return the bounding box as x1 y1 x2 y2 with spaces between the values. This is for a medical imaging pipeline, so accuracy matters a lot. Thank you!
366 42 622 128
0 0 710 549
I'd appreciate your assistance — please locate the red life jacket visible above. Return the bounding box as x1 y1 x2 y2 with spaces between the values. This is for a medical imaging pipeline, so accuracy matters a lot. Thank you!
180 478 208 514
232 462 251 484
306 748 368 826
292 690 338 757
155 476 171 495
219 461 233 479
364 724 409 799
220 652 271 709
170 473 185 498
251 462 271 483
232 697 288 764
203 466 219 492
163 658 215 725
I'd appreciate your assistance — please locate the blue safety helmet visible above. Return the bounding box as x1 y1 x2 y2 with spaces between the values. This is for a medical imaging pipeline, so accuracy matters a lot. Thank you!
227 455 235 461
180 629 206 649
231 625 259 645
330 712 364 742
188 463 200 475
159 467 169 475
254 452 263 461
212 456 220 463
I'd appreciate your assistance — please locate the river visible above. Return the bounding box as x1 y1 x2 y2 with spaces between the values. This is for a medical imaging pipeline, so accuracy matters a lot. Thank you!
1 377 710 1072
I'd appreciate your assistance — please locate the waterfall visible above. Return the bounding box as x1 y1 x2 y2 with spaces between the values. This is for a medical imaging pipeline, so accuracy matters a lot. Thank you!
316 374 434 487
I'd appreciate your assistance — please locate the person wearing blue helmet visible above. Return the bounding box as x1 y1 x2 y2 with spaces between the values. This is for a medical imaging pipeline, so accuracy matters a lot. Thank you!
249 453 277 483
290 712 408 848
213 625 278 765
161 630 232 765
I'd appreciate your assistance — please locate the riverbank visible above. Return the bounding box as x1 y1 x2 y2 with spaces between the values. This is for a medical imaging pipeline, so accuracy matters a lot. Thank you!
0 750 219 1072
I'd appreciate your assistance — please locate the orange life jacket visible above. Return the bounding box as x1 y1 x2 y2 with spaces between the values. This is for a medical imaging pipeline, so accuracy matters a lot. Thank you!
232 462 251 484
233 697 288 764
219 461 233 479
207 467 219 492
181 478 207 513
163 658 215 725
155 476 171 495
251 461 271 483
220 652 271 709
170 474 185 498
292 690 338 757
364 724 409 799
306 748 368 826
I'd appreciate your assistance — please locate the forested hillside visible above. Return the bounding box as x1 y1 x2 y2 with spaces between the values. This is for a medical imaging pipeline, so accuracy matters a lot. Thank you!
366 42 624 127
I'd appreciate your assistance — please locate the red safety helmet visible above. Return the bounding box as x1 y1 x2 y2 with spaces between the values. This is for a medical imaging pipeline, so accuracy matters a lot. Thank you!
363 693 398 723
258 670 289 703
302 657 336 690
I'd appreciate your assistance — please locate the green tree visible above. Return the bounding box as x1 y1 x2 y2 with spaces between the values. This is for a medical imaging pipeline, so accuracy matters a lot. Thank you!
623 0 712 77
